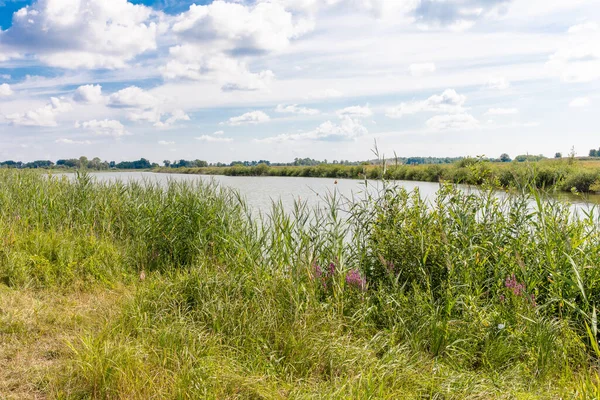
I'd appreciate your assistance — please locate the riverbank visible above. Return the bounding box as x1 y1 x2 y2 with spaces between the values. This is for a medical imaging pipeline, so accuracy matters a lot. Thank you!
1 170 599 398
154 158 600 194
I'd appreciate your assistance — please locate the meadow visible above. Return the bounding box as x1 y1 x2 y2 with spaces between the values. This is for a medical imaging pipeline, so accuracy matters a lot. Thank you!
155 157 600 194
1 168 600 398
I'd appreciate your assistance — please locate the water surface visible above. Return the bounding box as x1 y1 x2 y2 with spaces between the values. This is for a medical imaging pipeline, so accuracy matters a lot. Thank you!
58 171 598 215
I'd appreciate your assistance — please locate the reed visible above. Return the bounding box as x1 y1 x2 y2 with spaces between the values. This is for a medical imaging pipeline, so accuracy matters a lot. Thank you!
0 169 599 398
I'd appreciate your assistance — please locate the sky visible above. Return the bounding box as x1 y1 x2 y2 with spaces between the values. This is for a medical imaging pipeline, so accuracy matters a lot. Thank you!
0 0 599 163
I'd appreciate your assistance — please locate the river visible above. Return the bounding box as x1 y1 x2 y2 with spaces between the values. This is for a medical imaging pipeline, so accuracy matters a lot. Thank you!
56 171 599 215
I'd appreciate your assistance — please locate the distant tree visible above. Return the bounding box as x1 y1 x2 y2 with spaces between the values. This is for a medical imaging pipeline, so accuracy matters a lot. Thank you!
116 158 151 169
515 154 545 162
499 153 511 162
163 160 171 167
79 156 88 168
590 149 598 157
24 160 54 168
555 152 562 158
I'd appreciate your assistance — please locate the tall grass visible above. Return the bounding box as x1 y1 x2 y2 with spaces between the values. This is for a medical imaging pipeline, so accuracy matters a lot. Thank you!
1 169 599 398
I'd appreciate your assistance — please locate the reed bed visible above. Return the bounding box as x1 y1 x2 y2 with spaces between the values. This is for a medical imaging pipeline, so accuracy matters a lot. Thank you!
0 169 599 398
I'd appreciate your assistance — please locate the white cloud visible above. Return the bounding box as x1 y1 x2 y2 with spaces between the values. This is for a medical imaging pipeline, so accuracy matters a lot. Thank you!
336 105 373 118
275 104 319 115
412 0 511 29
213 130 225 135
426 113 479 131
226 111 270 126
161 49 276 91
196 135 233 143
158 140 175 145
55 138 92 145
154 109 190 128
1 0 162 69
569 97 591 108
386 89 466 118
546 23 600 83
74 84 103 104
0 83 13 97
258 116 368 143
408 62 436 77
79 119 129 137
486 107 519 115
486 77 510 90
5 97 72 127
172 1 313 54
162 1 313 89
109 86 159 109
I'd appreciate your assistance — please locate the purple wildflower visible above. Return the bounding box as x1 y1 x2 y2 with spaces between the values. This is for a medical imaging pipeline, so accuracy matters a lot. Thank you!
505 274 525 296
314 263 322 279
499 294 505 303
346 269 366 291
329 262 336 277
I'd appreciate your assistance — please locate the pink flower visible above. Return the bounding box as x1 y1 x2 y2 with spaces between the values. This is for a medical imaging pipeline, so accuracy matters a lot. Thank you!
346 269 366 291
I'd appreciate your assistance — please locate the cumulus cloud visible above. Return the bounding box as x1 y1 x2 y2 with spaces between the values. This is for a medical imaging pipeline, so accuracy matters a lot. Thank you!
162 1 313 88
386 89 466 118
258 116 368 143
74 84 103 104
213 130 225 135
158 140 175 145
5 97 72 127
426 113 479 130
546 22 600 83
78 119 129 137
0 0 162 69
275 104 319 115
161 49 276 91
108 87 191 128
336 105 373 118
486 107 518 115
154 109 190 128
172 1 313 54
569 97 591 108
409 62 436 77
196 135 233 143
225 111 270 126
0 83 13 97
55 138 92 145
109 86 159 109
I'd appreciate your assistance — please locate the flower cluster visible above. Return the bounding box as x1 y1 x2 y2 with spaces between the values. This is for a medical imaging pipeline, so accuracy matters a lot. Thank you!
505 274 525 296
345 269 366 291
502 274 536 307
312 261 367 292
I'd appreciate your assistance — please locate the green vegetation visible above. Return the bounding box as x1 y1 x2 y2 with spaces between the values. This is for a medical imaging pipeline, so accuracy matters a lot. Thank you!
1 169 600 398
156 157 600 194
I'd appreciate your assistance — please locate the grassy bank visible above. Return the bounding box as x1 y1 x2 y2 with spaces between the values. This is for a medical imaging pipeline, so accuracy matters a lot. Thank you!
155 157 600 194
1 169 600 398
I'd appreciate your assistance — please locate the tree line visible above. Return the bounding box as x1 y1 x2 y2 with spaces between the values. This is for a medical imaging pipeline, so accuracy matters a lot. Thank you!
0 152 584 171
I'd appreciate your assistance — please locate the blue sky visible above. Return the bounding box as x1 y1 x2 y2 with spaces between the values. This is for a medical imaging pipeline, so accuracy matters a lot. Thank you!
0 0 599 163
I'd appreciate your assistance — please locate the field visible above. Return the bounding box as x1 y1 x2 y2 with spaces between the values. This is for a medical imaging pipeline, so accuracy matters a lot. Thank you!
1 169 600 399
155 157 600 194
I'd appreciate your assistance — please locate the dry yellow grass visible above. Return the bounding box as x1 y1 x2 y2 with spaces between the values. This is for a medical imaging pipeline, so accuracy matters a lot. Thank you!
0 285 128 399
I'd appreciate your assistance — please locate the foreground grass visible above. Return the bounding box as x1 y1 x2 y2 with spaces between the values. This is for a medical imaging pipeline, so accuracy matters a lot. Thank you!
1 169 600 398
0 285 127 399
155 157 600 194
